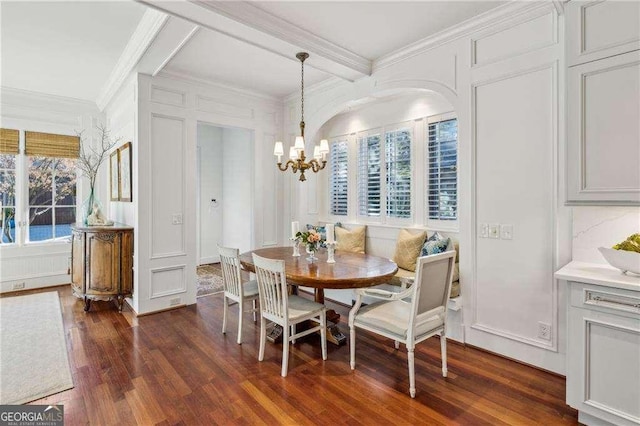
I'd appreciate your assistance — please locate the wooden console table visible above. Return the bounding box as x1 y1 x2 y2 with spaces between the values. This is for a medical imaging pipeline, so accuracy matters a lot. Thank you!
70 223 133 312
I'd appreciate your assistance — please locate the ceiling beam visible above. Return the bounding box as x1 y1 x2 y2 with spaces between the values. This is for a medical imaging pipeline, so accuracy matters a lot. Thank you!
136 0 371 82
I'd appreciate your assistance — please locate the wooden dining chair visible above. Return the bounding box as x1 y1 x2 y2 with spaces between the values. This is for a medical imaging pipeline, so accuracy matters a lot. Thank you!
218 245 259 344
348 250 456 398
252 254 327 377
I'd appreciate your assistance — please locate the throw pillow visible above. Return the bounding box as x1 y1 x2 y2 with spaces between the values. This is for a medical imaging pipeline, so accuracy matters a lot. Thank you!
427 231 446 242
421 237 450 257
335 225 366 253
393 229 428 272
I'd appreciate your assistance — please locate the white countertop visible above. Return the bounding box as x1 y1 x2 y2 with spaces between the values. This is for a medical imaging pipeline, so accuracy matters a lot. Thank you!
556 261 640 292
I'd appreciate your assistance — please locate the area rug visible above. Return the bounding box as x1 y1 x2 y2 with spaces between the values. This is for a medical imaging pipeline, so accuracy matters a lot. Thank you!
0 291 73 404
197 264 224 297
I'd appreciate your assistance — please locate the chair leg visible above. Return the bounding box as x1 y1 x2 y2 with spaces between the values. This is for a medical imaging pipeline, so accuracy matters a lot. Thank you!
222 296 228 334
252 299 257 322
320 311 327 361
408 345 416 398
349 325 356 370
291 324 296 344
281 323 290 377
440 333 448 377
237 300 243 345
258 317 266 362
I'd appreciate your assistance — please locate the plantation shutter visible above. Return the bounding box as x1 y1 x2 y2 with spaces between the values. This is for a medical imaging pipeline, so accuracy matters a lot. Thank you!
385 128 412 218
329 139 349 216
357 134 381 217
25 131 80 159
428 118 458 221
0 128 19 155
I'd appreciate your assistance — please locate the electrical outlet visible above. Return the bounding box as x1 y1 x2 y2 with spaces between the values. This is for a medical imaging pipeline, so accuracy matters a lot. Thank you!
538 322 551 340
171 214 183 225
500 224 513 240
169 297 181 306
488 224 500 239
12 282 25 290
479 223 488 238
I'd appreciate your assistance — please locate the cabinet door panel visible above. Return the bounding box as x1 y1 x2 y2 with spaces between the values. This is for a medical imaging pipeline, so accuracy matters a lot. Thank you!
567 50 640 204
71 231 84 292
86 232 120 294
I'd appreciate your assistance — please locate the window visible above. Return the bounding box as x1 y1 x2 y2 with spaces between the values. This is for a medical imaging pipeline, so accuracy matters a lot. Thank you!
329 139 349 216
428 118 458 221
385 128 411 218
0 128 79 245
357 126 412 221
357 133 381 217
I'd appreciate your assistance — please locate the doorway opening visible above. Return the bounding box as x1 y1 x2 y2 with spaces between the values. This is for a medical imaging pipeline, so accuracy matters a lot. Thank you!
196 122 254 297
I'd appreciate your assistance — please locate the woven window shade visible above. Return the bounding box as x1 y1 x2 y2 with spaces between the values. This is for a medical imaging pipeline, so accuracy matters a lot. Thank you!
0 128 19 155
25 131 80 158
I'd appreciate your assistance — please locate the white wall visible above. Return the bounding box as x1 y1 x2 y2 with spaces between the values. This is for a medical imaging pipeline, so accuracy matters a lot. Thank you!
222 127 253 253
0 88 104 293
197 124 223 264
284 3 570 373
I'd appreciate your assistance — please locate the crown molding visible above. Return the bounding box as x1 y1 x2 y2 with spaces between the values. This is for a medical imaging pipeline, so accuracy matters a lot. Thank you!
191 0 371 77
96 8 169 111
1 86 100 113
374 1 556 72
156 70 283 105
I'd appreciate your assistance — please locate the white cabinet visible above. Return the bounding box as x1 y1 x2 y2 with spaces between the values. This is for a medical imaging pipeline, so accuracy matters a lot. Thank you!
557 262 640 426
565 0 640 205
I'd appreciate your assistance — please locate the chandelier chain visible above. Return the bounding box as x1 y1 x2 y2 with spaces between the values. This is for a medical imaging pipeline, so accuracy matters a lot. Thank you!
300 56 304 123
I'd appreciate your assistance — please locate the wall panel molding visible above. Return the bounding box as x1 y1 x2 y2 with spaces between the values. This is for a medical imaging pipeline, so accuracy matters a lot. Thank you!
150 265 187 299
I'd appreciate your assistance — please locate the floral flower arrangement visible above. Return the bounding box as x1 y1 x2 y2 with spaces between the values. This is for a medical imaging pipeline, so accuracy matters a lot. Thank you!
296 228 324 252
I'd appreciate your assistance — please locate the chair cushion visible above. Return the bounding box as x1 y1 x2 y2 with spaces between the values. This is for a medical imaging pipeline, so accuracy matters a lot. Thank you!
287 295 325 321
393 229 427 272
354 300 444 339
336 225 366 253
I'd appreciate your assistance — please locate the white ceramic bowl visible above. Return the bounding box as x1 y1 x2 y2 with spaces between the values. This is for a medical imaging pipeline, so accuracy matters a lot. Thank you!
598 247 640 275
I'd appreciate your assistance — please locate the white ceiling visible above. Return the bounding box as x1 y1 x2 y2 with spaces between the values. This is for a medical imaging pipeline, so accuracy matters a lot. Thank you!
253 1 505 60
163 30 332 98
0 1 146 102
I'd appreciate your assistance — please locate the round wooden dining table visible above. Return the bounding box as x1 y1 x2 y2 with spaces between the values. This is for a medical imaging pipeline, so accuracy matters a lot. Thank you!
239 246 398 345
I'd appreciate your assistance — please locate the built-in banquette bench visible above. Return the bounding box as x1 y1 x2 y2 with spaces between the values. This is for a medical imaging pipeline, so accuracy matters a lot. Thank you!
313 223 461 305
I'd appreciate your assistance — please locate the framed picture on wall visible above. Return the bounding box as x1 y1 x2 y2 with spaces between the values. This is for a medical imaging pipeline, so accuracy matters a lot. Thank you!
118 142 132 202
110 149 120 201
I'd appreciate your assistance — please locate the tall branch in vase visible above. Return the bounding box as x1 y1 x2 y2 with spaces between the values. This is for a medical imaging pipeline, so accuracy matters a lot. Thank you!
76 126 120 223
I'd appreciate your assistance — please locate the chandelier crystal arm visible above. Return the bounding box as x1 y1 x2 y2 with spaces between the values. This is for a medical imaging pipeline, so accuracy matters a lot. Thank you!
308 159 327 173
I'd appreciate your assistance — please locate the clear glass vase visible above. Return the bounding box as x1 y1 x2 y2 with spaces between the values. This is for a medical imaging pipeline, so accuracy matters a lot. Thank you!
81 187 103 226
305 243 318 262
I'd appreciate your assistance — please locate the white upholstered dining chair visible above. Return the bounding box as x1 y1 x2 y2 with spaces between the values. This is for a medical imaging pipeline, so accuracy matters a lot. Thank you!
252 253 327 377
348 250 456 398
218 245 259 345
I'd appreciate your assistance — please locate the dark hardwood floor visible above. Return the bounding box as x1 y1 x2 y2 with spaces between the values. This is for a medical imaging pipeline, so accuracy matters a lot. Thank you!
15 285 578 425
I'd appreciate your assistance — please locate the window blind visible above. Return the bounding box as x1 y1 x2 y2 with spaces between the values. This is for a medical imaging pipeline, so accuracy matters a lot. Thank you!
357 134 381 217
329 139 349 216
428 118 458 221
385 128 411 218
0 129 19 155
25 131 80 159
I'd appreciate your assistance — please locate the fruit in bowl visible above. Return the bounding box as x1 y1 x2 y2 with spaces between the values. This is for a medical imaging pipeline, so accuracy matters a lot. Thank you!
599 233 640 275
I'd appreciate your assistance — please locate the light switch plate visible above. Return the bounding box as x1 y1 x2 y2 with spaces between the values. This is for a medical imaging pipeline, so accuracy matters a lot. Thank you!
489 224 500 239
171 214 183 225
500 224 513 240
480 223 488 238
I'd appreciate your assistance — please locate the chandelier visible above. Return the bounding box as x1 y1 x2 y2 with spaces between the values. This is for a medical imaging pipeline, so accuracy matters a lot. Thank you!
273 52 329 182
